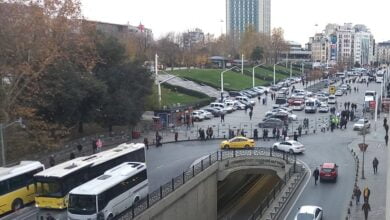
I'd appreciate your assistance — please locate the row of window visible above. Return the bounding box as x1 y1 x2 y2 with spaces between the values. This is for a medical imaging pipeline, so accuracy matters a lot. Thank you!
97 170 147 211
0 167 43 196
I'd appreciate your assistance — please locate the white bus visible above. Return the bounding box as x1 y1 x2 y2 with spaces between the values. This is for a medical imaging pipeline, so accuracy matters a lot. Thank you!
0 161 44 215
34 143 145 220
376 72 384 83
68 162 148 220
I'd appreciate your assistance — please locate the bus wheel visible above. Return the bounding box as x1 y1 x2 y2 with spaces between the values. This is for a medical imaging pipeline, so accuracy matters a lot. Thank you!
134 196 140 204
12 198 23 211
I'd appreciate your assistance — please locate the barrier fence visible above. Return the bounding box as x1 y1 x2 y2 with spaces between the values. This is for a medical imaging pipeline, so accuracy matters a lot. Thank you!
116 147 297 220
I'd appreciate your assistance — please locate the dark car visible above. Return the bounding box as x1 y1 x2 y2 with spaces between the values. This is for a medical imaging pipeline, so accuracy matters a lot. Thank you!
258 118 284 128
229 91 243 97
202 108 221 117
264 112 289 124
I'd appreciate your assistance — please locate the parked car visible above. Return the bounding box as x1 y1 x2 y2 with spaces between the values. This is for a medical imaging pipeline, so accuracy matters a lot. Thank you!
294 205 323 220
328 95 336 104
228 91 244 97
291 100 305 111
258 118 284 128
273 140 305 154
197 110 213 119
191 111 205 121
335 90 343 96
353 118 371 130
202 108 221 117
319 162 338 182
236 96 255 106
220 137 255 149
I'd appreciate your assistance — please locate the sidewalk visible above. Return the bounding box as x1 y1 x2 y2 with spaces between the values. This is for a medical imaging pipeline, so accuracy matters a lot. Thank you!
348 124 387 220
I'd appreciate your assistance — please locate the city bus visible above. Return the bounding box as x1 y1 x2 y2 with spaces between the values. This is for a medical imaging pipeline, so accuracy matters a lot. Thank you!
34 143 145 220
0 161 44 215
68 162 148 220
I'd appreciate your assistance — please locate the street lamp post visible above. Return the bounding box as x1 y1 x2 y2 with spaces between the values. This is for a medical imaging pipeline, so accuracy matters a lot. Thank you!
252 63 265 88
273 62 284 85
158 71 178 107
221 66 237 101
1 118 25 166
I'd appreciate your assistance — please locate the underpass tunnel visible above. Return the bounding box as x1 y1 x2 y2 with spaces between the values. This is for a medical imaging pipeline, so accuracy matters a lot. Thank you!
217 170 281 220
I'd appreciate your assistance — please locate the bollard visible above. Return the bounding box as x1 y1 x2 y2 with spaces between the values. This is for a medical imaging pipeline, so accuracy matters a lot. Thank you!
349 200 352 207
313 129 316 134
348 208 351 214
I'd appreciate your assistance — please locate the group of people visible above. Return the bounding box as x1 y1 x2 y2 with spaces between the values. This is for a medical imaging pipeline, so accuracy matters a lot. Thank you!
198 127 214 140
353 185 372 220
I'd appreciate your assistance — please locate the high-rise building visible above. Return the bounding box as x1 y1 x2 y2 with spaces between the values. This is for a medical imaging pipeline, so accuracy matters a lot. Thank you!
226 0 271 39
377 41 390 64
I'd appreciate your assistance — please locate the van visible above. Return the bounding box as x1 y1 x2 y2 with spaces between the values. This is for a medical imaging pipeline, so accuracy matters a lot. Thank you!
210 102 233 113
305 99 317 113
328 95 336 104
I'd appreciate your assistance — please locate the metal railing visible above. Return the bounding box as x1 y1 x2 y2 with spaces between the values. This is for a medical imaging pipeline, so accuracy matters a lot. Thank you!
116 148 296 220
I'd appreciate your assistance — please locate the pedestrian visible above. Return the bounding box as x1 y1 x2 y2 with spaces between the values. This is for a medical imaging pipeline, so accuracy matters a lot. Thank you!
263 129 267 141
293 132 298 141
298 125 302 137
96 138 103 152
362 202 371 220
92 139 97 154
354 185 362 205
344 102 347 110
373 157 379 174
253 129 258 140
257 96 261 103
384 117 387 128
220 113 225 123
313 167 320 185
240 129 245 137
385 124 389 135
143 137 149 150
175 132 178 142
276 129 280 141
249 110 253 120
49 155 55 167
76 143 83 153
385 134 389 146
363 187 370 203
70 151 75 160
272 128 277 138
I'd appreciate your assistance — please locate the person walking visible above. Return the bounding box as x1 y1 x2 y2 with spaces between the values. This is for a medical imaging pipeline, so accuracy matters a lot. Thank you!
384 117 388 128
92 139 97 154
373 157 379 174
385 124 389 135
174 132 178 142
313 167 320 185
354 185 362 205
96 138 103 152
362 202 371 220
298 125 302 137
77 143 83 153
293 132 298 141
276 129 280 141
363 187 370 203
220 113 225 123
70 151 75 160
143 137 149 150
249 110 253 120
253 129 258 140
49 155 55 167
385 134 389 146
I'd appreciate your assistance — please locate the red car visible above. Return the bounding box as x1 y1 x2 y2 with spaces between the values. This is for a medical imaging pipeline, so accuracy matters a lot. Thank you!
320 163 338 182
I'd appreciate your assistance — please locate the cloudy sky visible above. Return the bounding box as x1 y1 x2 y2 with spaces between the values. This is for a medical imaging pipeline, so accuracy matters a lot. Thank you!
81 0 390 45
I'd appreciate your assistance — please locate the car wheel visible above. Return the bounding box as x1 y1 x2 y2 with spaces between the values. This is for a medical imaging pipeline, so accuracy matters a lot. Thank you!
107 214 114 220
244 145 250 149
224 145 229 149
273 145 278 151
289 149 294 154
12 198 23 211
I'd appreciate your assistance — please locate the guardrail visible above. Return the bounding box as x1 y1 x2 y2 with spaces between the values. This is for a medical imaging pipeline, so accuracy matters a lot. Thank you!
116 148 297 220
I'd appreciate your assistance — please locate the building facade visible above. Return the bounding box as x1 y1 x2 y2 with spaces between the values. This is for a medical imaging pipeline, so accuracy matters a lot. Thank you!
377 41 390 64
182 28 205 49
308 23 375 67
226 0 271 39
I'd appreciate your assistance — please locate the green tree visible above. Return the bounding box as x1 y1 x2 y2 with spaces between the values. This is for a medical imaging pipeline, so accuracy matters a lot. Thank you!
251 46 264 62
94 35 153 132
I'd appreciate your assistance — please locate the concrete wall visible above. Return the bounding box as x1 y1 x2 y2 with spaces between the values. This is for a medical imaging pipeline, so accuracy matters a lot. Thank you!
135 163 218 220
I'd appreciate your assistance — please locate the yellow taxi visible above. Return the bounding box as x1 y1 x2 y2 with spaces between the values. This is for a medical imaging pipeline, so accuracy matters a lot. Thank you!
220 136 255 149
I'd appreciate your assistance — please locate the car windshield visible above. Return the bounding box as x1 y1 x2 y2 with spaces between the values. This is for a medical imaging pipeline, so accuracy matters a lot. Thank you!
68 194 97 215
357 120 365 124
322 168 334 172
296 213 315 220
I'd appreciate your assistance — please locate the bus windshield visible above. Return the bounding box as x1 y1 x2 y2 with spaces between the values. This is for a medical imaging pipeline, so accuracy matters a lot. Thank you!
68 194 96 215
35 179 64 197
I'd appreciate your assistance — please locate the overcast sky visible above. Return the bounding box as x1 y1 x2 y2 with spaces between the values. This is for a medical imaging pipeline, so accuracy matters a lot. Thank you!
81 0 390 45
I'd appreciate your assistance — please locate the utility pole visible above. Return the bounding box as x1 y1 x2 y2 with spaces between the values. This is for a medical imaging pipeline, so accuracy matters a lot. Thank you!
241 54 244 75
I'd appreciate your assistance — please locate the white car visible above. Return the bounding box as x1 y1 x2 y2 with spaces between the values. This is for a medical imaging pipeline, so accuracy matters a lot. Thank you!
288 113 298 121
353 118 371 130
318 103 329 113
273 140 305 154
191 111 205 121
197 110 213 119
294 205 323 220
335 90 343 96
328 95 336 104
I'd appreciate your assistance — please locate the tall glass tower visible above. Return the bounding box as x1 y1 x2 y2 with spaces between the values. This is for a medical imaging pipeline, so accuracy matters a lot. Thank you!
226 0 271 38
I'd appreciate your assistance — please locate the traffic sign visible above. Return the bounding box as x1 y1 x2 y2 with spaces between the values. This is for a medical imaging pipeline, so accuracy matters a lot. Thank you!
359 143 368 152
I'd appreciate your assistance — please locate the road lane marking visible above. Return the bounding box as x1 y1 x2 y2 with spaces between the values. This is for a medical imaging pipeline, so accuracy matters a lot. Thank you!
283 160 311 220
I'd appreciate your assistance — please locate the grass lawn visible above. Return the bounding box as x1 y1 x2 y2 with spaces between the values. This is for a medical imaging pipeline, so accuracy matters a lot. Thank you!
170 69 267 91
159 86 206 107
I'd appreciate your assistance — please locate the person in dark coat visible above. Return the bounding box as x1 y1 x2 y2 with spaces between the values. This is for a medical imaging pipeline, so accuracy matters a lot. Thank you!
385 134 389 146
253 129 258 140
144 138 149 149
70 151 75 160
49 155 55 167
249 111 253 120
92 139 97 154
385 124 389 135
293 132 298 141
276 129 280 141
174 132 178 142
373 157 379 174
77 144 83 153
354 185 361 205
362 202 371 220
313 167 320 185
298 125 302 137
